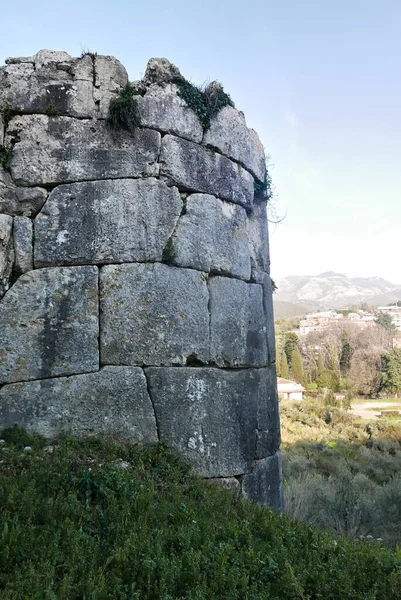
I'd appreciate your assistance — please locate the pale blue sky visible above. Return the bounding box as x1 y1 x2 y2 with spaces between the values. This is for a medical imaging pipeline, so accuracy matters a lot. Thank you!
2 0 400 282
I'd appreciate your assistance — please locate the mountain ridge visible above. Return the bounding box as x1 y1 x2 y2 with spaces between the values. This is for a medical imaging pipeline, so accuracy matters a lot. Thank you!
274 271 401 310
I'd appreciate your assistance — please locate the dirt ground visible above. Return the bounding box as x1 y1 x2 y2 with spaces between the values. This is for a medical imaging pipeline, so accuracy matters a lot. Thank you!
351 401 401 420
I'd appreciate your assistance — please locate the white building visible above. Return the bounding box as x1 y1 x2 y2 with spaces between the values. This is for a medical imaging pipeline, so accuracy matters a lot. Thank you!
277 378 306 401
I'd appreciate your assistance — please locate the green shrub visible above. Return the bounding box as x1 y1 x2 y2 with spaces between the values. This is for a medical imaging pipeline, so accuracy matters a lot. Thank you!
282 398 401 547
0 431 400 598
107 84 139 133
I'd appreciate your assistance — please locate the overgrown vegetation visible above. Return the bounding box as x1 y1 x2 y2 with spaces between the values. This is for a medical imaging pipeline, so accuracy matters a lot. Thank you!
172 76 234 130
0 428 401 599
281 397 401 548
107 84 140 133
45 100 60 117
254 168 274 202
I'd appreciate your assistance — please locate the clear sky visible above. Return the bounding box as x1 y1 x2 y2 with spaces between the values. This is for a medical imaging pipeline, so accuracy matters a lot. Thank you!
1 0 400 282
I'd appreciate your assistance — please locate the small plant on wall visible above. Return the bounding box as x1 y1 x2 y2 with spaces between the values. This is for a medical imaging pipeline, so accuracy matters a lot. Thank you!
107 84 139 133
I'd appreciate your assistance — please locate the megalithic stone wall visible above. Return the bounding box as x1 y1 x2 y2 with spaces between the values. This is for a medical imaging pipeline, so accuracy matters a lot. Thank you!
0 50 282 509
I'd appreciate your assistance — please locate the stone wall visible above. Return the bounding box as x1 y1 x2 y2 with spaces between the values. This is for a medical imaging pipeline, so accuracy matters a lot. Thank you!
0 50 282 509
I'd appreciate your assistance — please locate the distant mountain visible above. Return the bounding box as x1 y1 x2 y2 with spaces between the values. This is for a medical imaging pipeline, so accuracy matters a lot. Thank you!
274 272 401 310
273 300 311 320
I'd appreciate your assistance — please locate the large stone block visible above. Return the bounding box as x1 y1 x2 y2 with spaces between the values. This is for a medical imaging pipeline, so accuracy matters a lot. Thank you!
0 52 96 118
7 116 160 186
145 367 265 477
138 83 203 143
159 134 254 209
247 201 270 273
94 55 129 118
209 277 267 367
0 266 99 384
173 193 251 280
34 178 182 267
242 452 284 511
100 263 209 366
0 214 13 298
0 51 128 120
0 165 47 216
203 105 266 181
13 216 33 273
0 367 158 443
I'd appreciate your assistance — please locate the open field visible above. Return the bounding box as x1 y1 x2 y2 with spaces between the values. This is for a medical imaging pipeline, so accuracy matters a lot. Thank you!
281 398 401 548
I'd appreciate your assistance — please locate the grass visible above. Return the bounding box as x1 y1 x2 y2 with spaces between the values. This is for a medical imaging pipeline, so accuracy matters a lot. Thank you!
351 397 401 405
1 427 401 599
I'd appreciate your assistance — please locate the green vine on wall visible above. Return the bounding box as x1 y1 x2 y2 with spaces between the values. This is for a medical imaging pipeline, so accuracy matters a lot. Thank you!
107 74 234 134
254 168 273 202
172 76 234 131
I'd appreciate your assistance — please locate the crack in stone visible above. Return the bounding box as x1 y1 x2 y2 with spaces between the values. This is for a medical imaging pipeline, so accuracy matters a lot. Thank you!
143 369 161 441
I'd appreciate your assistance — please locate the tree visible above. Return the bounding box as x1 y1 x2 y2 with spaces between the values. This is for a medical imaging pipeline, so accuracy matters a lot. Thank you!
291 347 306 386
281 352 289 379
340 332 352 375
375 312 396 336
380 348 401 396
283 332 299 368
348 348 383 396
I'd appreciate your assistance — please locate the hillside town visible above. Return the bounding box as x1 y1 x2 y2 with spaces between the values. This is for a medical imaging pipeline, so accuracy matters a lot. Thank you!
298 305 401 336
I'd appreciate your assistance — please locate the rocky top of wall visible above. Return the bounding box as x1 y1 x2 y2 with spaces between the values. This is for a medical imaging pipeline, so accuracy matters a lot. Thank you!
0 50 281 510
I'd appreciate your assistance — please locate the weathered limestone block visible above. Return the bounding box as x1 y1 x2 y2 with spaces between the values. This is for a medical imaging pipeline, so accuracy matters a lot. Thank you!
0 51 96 118
242 452 284 511
13 216 33 273
173 193 251 280
143 57 181 85
0 166 47 216
203 105 266 182
145 367 263 477
7 116 160 186
0 367 158 443
209 277 267 367
0 214 13 298
247 201 269 272
138 83 203 143
254 366 280 459
100 263 209 366
34 179 182 267
0 266 99 384
94 55 129 118
159 135 254 209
